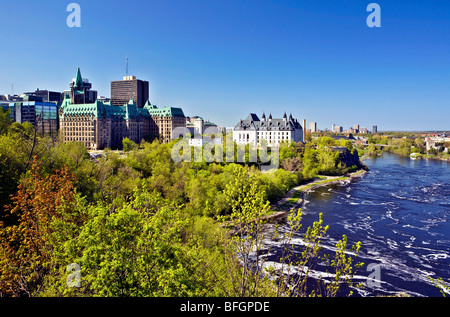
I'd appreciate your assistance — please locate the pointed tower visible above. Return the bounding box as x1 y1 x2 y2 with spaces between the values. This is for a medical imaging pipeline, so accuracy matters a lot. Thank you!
261 112 266 122
70 68 95 104
74 67 84 89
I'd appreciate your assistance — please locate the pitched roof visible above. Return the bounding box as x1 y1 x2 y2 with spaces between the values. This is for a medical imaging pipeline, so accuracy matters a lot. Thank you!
245 113 260 122
234 113 302 131
144 103 185 118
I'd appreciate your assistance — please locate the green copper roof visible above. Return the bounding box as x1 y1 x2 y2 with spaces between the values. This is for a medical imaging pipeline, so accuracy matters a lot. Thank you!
61 98 185 120
60 98 152 119
73 67 84 89
145 104 185 118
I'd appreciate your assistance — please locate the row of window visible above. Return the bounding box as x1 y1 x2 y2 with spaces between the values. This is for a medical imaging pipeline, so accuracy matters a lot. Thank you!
65 132 95 137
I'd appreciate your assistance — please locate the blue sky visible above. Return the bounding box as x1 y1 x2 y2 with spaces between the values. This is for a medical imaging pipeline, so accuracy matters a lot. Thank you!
1 0 449 131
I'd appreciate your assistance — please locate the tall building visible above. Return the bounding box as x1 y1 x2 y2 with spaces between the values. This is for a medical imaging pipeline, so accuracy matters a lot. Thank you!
372 125 378 134
111 76 149 108
353 124 360 133
333 125 343 133
233 112 303 146
310 121 317 133
70 68 97 104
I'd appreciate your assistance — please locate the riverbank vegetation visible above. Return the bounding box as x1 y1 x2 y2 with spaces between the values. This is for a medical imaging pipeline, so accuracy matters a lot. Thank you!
0 111 367 297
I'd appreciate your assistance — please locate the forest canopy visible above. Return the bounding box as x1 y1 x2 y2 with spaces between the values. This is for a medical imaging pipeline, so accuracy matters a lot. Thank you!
0 116 365 297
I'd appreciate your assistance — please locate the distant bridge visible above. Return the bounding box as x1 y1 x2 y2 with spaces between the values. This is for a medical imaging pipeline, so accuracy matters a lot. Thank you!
360 143 387 150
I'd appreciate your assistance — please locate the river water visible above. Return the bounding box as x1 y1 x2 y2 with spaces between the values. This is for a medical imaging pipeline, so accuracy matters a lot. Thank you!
266 153 450 297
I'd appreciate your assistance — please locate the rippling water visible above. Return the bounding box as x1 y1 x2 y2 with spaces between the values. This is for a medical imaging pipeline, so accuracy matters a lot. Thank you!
267 153 450 297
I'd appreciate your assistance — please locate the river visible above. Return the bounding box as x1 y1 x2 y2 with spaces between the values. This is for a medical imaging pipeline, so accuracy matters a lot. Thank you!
265 153 450 297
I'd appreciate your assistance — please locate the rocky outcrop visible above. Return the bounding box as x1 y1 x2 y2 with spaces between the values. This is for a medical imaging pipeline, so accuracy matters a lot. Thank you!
339 149 367 170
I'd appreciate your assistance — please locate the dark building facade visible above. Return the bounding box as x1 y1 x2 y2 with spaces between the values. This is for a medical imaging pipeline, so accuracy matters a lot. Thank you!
24 89 62 103
111 76 149 108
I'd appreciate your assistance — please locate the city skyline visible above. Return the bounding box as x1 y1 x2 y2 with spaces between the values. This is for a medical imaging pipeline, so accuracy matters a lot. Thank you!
1 0 450 131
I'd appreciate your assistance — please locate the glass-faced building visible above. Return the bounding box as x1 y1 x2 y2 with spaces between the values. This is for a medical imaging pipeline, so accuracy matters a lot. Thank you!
1 96 59 135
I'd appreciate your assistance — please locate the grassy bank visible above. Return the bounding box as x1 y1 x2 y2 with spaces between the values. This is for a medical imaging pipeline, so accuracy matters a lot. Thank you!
274 169 367 211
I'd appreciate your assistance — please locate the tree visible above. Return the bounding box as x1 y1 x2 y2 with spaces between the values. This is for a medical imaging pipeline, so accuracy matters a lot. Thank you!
122 137 137 152
367 144 382 156
0 156 77 297
0 108 12 135
217 166 275 296
281 157 302 172
444 141 450 150
42 184 229 297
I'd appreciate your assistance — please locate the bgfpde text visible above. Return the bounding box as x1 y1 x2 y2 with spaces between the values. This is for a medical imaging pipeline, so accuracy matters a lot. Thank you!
180 301 269 314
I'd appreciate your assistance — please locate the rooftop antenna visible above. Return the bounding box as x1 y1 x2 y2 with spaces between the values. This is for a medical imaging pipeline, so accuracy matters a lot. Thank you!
125 57 129 76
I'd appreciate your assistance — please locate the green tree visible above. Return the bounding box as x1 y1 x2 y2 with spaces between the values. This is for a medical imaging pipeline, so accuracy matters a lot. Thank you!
0 108 12 135
217 166 276 296
122 137 137 152
43 185 229 297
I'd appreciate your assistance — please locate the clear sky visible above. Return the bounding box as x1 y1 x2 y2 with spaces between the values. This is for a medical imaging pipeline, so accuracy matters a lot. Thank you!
1 0 449 131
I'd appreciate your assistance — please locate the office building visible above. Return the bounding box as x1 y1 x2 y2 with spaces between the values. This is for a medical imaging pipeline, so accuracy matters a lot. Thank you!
372 125 378 134
111 76 149 108
59 68 185 149
333 125 343 133
310 121 317 133
59 97 154 150
24 89 62 103
1 95 59 135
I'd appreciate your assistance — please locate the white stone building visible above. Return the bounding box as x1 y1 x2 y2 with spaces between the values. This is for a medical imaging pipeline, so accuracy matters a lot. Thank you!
233 113 303 146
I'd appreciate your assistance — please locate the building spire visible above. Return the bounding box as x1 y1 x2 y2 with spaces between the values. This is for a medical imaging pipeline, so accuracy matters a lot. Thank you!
74 67 83 89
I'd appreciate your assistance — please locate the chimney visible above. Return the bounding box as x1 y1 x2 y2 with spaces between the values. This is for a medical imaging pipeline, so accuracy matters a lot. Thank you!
303 119 306 142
